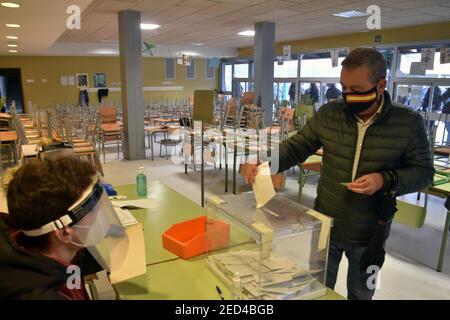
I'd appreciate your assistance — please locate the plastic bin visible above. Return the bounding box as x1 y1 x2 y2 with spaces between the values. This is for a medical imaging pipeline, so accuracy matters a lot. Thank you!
162 216 230 259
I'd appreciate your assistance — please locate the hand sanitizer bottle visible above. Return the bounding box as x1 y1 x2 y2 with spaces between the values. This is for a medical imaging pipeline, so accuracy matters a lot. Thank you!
136 167 147 197
231 272 241 300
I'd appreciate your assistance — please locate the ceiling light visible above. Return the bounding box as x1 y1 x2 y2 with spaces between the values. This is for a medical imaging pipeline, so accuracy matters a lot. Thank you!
140 23 160 30
238 30 255 36
91 50 118 55
191 43 206 46
6 35 18 40
9 49 18 53
333 10 369 18
7 44 18 47
1 2 20 8
5 23 20 28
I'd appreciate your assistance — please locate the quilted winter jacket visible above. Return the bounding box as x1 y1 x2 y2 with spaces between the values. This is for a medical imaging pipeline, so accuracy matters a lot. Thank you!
278 91 434 245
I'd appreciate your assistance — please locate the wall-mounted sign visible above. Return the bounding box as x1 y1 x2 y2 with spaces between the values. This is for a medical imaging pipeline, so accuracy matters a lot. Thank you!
283 45 291 61
94 73 106 88
421 48 435 70
76 73 89 88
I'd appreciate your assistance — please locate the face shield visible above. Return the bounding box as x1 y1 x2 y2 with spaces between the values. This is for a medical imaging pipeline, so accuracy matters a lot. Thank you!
22 181 129 274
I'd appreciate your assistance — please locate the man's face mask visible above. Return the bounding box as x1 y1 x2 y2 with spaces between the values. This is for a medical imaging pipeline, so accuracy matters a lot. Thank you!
343 85 379 115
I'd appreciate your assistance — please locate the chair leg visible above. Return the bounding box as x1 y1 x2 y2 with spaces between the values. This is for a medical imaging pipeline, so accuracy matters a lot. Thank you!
93 153 104 177
160 142 163 157
117 141 120 159
165 145 169 160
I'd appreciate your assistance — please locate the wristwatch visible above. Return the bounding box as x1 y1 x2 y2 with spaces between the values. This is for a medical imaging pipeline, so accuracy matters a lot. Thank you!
381 170 398 198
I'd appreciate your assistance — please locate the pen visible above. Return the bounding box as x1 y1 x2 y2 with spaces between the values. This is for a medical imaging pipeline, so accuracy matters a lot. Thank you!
262 208 280 218
216 286 225 300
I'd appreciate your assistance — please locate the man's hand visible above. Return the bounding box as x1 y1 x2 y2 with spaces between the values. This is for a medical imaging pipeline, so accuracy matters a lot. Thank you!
348 173 383 195
240 163 258 184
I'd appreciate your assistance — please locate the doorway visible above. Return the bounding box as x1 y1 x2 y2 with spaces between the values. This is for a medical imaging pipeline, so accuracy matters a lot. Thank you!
0 68 24 113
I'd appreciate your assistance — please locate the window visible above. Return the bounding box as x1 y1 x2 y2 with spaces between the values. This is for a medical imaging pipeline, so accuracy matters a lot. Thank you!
185 59 196 80
205 59 216 80
274 60 298 78
300 51 346 78
396 44 450 78
165 58 175 80
223 64 232 92
234 63 249 78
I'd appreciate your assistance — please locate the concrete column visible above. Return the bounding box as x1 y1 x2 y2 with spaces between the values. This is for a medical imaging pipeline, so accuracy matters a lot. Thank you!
118 10 145 160
253 21 275 126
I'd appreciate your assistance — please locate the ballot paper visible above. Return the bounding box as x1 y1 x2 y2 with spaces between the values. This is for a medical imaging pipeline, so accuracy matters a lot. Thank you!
110 223 146 284
207 249 324 300
252 162 276 208
112 199 156 210
114 207 139 227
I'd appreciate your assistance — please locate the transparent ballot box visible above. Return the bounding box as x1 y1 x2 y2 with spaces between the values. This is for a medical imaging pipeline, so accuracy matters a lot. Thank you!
206 192 332 300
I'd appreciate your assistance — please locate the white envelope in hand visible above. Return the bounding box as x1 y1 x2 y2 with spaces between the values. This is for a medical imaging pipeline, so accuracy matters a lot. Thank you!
252 162 276 208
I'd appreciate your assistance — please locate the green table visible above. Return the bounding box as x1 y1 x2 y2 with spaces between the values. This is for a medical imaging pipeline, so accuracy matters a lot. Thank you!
114 181 345 300
426 180 450 272
115 255 345 300
115 181 205 265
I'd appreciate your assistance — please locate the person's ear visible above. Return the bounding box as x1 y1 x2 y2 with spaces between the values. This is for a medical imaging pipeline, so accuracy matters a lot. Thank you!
53 227 76 245
377 79 387 95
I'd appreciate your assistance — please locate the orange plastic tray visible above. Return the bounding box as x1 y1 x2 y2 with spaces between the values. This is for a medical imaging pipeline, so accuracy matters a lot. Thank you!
162 216 230 259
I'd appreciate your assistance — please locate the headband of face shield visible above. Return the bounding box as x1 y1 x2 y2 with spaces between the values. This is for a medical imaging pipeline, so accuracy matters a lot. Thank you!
22 181 125 248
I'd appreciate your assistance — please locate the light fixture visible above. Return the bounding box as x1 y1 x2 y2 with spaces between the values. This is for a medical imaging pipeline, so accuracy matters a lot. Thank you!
140 23 160 30
1 2 20 8
333 10 369 18
5 23 20 28
238 30 255 36
9 49 18 53
7 44 18 47
6 35 18 40
191 43 206 46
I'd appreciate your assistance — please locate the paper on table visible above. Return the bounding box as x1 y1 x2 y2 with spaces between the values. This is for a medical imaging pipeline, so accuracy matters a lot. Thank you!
111 199 156 210
110 223 147 284
252 162 276 208
114 207 138 227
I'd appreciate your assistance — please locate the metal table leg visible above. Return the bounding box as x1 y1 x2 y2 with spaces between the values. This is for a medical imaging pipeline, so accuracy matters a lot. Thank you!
437 210 450 272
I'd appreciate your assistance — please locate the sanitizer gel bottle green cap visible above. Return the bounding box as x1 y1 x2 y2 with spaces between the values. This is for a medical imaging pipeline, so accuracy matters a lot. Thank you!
137 166 147 197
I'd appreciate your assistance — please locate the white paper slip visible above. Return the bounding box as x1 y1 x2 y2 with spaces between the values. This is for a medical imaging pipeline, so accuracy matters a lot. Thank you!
112 199 156 210
115 207 139 227
252 162 276 208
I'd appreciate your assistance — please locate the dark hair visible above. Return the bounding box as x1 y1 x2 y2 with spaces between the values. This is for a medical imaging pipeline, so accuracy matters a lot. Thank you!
341 48 387 84
7 157 97 249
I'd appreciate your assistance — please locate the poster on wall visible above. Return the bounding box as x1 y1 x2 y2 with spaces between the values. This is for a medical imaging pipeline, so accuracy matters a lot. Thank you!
94 73 107 88
60 76 68 86
76 74 89 88
421 48 435 70
283 45 291 61
68 76 76 86
440 47 450 64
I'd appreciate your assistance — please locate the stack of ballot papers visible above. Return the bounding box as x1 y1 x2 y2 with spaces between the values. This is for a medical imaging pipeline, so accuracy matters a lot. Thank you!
114 207 139 227
207 250 324 300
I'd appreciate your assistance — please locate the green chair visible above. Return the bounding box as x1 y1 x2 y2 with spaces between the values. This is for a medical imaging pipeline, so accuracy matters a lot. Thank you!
394 194 428 228
295 104 315 130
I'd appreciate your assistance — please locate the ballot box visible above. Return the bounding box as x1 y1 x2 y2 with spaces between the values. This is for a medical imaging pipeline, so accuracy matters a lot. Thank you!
206 192 332 300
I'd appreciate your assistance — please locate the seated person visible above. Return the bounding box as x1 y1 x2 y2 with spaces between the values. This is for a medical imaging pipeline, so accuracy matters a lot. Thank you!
0 157 124 299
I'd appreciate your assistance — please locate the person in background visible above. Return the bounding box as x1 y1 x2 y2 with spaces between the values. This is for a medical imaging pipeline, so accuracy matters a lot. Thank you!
289 82 296 106
325 83 342 103
420 86 442 135
441 88 450 145
305 83 320 104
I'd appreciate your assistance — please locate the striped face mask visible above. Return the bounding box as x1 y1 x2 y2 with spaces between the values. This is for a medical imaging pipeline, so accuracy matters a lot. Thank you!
343 86 378 114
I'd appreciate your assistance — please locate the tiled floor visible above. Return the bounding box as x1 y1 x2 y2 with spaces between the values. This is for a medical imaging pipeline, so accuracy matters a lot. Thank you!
2 141 450 299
